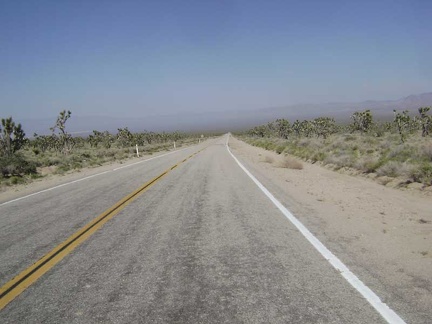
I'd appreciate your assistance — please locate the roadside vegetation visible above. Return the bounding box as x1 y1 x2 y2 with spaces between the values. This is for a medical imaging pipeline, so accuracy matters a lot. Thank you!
0 110 207 189
238 108 432 188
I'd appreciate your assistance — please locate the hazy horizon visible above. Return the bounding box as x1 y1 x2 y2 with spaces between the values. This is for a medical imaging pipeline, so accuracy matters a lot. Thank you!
1 0 432 121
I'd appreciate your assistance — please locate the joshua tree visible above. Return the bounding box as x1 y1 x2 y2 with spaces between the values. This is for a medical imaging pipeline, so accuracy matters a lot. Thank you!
51 110 74 154
393 110 411 143
300 120 315 137
275 118 291 139
418 107 431 137
350 109 373 133
0 117 26 156
116 127 133 147
312 117 337 139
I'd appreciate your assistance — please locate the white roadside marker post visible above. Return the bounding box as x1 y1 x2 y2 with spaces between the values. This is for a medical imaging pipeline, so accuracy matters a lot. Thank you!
136 144 139 157
174 141 176 149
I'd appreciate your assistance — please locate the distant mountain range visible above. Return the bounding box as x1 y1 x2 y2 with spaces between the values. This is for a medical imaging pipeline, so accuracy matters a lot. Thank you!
19 92 432 136
259 92 432 122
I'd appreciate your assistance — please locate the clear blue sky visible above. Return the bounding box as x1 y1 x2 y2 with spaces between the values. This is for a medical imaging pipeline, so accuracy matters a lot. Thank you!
1 0 431 119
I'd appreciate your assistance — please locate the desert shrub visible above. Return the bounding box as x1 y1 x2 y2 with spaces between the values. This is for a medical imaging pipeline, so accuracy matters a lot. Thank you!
96 149 117 158
115 152 128 160
329 136 351 151
296 137 323 149
324 154 353 169
54 164 70 174
70 161 82 169
275 144 286 154
9 176 25 185
344 134 357 141
353 156 381 173
252 139 274 151
372 124 387 137
379 138 393 150
388 144 417 162
311 151 327 162
0 154 37 177
368 157 388 172
264 142 276 151
363 136 378 145
296 138 310 147
286 145 308 159
410 164 432 185
376 161 413 178
47 156 63 166
29 173 43 179
421 144 432 162
89 159 103 167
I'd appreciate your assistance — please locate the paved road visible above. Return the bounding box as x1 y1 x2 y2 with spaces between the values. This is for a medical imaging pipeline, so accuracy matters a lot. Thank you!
0 136 397 323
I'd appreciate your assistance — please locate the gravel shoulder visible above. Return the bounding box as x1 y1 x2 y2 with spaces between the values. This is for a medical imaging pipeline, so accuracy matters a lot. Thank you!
229 136 432 323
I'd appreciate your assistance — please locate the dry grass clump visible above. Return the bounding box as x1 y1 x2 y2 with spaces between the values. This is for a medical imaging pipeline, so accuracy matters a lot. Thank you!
276 155 303 169
324 154 353 169
376 161 414 178
423 144 432 162
297 137 323 150
353 156 381 173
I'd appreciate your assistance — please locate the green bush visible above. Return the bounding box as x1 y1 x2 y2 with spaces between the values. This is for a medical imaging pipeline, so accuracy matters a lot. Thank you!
311 151 327 162
54 165 70 174
410 164 432 185
275 145 286 154
0 154 37 177
10 176 25 185
421 144 432 162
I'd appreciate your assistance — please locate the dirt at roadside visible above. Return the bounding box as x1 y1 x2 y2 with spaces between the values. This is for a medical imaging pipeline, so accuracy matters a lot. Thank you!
229 136 432 322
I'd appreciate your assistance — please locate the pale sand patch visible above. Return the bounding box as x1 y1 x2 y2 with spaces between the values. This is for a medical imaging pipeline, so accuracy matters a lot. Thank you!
229 136 431 320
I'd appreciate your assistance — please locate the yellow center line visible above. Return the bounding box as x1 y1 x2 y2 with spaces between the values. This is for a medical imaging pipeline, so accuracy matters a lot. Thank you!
0 148 205 310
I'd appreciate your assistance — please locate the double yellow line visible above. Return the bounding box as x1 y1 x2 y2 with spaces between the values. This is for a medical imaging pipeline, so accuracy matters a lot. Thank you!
0 150 203 310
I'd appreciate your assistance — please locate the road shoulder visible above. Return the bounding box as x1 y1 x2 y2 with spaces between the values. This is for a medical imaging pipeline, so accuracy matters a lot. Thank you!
229 136 432 323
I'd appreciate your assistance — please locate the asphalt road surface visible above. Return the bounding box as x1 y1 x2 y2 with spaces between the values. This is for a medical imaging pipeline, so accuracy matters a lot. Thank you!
0 136 403 323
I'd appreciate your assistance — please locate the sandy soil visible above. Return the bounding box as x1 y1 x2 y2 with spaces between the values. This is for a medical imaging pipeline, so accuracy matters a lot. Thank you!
229 136 431 321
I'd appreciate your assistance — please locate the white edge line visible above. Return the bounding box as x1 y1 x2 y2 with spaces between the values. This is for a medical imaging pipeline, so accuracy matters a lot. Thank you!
0 171 110 207
0 147 191 207
225 135 405 324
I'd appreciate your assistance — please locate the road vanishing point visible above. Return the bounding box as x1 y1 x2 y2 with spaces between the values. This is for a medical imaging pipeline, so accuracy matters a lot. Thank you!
0 135 407 323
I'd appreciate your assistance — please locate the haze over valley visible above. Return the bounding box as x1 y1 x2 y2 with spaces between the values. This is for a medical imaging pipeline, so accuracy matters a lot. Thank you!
19 92 432 136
